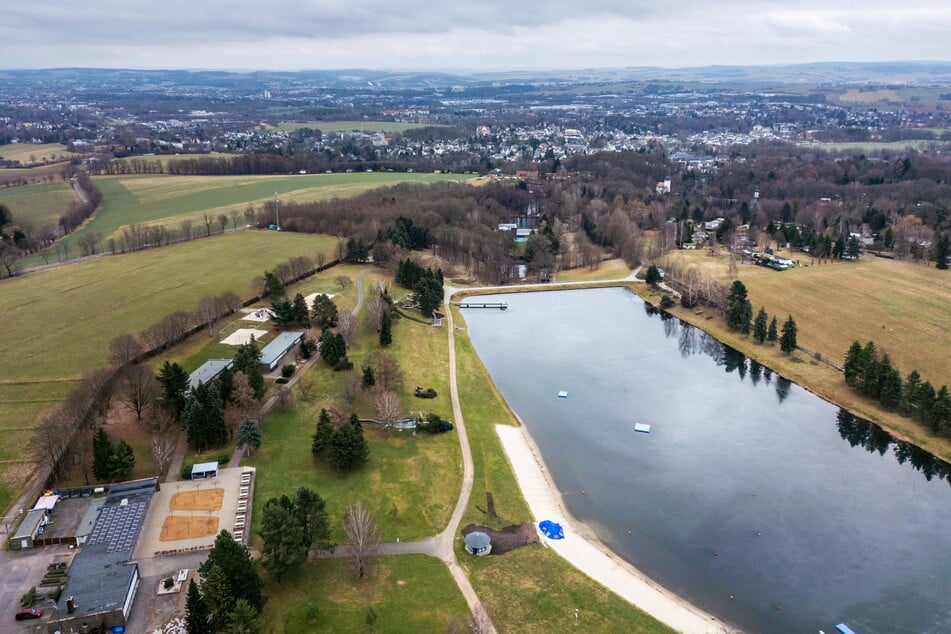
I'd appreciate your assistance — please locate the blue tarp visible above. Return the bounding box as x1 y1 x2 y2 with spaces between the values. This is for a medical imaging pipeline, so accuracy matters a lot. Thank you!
539 520 565 540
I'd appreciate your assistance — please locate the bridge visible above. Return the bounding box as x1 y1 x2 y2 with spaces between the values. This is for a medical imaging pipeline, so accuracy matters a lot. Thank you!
456 301 507 310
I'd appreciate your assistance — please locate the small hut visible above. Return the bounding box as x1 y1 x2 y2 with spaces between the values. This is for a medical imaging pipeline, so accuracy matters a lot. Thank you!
464 531 492 556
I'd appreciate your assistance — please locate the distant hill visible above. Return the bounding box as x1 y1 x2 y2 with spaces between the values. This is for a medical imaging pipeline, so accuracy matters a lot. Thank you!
3 62 951 91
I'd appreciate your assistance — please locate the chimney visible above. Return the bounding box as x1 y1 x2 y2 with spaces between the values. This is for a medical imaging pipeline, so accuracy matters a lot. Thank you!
66 596 75 614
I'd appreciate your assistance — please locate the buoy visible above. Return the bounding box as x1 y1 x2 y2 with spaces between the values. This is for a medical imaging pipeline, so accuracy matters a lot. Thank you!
752 491 757 496
692 492 699 496
581 490 586 494
665 491 670 495
713 552 718 557
627 530 633 535
775 606 782 612
729 595 735 600
756 531 763 537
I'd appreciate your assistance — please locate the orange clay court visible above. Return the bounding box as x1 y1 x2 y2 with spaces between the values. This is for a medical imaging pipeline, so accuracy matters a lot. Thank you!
169 488 224 512
160 515 220 541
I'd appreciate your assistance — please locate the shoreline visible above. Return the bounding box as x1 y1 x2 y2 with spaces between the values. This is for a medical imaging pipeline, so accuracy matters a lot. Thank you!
495 423 736 634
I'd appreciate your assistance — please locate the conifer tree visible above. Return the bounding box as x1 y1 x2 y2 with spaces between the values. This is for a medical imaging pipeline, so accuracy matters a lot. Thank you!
780 315 798 353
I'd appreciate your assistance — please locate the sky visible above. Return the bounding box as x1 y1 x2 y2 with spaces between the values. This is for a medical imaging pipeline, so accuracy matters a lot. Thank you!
2 1 950 72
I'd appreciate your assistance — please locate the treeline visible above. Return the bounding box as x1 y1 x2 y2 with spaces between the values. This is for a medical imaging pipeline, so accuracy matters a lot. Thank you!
843 341 951 434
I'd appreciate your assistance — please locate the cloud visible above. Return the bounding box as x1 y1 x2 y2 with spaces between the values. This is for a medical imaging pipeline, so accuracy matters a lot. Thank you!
0 1 947 69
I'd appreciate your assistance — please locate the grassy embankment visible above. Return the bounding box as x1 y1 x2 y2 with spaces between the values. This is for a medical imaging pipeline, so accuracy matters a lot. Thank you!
0 231 333 512
656 249 951 462
29 172 475 267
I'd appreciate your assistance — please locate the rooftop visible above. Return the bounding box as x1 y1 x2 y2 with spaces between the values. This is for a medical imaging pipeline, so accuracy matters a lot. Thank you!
50 478 157 624
12 508 47 541
259 331 305 367
188 358 234 390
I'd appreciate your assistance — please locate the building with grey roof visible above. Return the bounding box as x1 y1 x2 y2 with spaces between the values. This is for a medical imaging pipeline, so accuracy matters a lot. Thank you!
10 508 48 550
47 478 158 634
188 358 234 391
258 331 304 371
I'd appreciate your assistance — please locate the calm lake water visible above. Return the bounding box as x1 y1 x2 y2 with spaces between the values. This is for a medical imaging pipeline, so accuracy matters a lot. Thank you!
463 287 951 634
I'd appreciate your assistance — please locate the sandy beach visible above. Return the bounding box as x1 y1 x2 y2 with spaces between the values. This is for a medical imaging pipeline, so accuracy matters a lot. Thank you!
496 424 736 634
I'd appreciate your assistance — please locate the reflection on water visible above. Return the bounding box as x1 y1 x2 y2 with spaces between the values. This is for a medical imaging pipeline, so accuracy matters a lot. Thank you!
464 288 951 634
650 301 951 488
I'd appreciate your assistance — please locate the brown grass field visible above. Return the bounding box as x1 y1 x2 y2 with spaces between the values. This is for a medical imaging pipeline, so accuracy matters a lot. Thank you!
169 488 224 512
160 515 219 541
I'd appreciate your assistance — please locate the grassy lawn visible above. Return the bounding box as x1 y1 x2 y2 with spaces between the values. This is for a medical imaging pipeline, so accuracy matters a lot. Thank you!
812 140 950 152
275 121 443 134
245 271 461 543
0 162 70 186
260 555 469 633
114 152 240 166
450 306 672 633
0 143 82 165
38 172 475 262
0 180 76 228
555 258 631 283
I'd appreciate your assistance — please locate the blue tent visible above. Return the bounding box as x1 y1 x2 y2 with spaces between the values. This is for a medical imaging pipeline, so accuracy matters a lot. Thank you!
539 520 565 540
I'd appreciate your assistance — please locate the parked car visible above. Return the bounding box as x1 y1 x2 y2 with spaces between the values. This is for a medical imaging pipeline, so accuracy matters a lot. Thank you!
15 608 42 620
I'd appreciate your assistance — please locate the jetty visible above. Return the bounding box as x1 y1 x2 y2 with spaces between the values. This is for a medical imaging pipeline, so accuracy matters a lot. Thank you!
457 301 508 310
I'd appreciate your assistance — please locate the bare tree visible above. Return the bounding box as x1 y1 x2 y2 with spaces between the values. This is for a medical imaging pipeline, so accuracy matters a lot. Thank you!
217 214 228 234
150 435 176 476
342 373 362 406
108 333 144 367
366 351 404 392
220 291 243 314
117 364 159 420
198 296 222 335
337 309 358 347
374 391 402 428
230 209 241 231
180 218 194 240
296 372 318 401
335 275 352 290
202 212 213 236
226 372 259 436
275 385 294 411
315 250 326 269
33 409 70 480
342 502 382 578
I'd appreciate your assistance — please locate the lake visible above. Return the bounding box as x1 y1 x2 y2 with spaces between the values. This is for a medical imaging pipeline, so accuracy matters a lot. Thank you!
462 287 951 634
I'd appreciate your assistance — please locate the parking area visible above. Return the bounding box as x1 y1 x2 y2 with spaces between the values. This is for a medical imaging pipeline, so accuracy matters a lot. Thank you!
0 544 74 633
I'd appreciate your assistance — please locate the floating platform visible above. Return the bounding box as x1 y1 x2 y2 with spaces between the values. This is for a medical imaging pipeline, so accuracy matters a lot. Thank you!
634 423 651 433
558 391 568 398
835 624 856 634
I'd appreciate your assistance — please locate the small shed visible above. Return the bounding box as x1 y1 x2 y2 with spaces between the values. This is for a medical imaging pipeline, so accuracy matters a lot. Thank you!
191 461 219 480
11 508 48 550
258 331 305 371
33 494 61 512
464 531 492 556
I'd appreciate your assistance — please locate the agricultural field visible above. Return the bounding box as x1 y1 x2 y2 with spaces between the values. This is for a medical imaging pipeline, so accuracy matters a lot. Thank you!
274 121 442 134
37 171 476 265
0 162 70 186
812 140 951 152
0 180 76 228
114 152 240 165
0 142 83 165
0 230 333 511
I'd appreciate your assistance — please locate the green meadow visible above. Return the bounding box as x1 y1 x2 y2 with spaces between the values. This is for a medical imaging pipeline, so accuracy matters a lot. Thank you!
38 171 474 263
0 180 76 228
0 142 82 165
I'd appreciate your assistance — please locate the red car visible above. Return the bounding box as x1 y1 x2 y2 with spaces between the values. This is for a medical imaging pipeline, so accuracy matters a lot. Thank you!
15 608 42 620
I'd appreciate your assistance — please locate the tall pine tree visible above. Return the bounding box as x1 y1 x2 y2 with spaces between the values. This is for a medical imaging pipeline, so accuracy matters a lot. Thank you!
752 307 768 343
780 315 798 353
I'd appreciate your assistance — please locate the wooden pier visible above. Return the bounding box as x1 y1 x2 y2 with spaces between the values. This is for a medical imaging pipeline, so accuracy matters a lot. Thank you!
457 301 508 310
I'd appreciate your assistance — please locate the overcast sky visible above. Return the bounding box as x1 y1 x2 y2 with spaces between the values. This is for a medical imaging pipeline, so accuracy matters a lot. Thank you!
2 1 949 71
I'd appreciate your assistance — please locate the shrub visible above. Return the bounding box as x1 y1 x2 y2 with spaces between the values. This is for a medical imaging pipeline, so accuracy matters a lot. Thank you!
21 586 36 607
660 294 675 309
275 377 289 384
414 386 438 399
419 413 454 434
181 464 193 480
163 577 174 589
281 364 296 378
